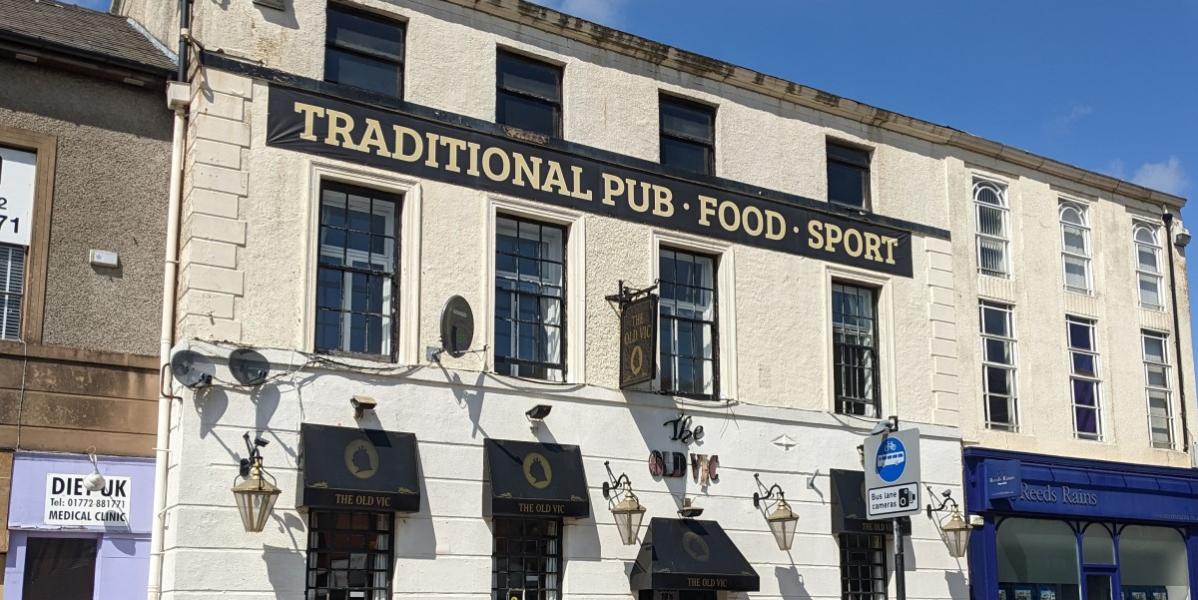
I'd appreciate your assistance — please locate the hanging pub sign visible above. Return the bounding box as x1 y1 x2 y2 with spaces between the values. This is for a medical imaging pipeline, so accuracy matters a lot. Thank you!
619 293 657 388
266 85 916 277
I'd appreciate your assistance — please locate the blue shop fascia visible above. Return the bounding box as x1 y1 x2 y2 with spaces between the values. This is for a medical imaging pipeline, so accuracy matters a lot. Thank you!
964 447 1198 600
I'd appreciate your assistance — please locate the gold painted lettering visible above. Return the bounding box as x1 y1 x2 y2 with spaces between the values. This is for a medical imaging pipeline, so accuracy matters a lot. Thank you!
482 146 511 181
742 205 764 236
844 228 863 257
293 102 325 141
569 166 593 201
765 210 786 240
423 133 440 168
601 173 624 206
823 223 844 252
324 109 357 149
652 185 674 217
807 220 825 250
541 161 570 196
883 237 899 265
465 142 482 176
357 118 390 157
440 136 468 173
718 199 740 232
512 153 542 188
391 125 424 162
629 180 651 213
863 232 883 262
698 195 719 226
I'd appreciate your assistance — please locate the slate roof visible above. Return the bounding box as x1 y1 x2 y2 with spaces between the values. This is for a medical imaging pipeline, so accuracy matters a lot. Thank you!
0 0 175 75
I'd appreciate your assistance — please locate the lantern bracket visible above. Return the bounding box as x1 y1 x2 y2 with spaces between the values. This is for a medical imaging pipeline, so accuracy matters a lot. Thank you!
239 432 269 477
602 460 635 503
924 486 960 520
752 473 787 509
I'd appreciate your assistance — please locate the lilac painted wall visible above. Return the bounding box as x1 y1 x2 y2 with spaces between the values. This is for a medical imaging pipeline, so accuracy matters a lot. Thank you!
4 452 154 600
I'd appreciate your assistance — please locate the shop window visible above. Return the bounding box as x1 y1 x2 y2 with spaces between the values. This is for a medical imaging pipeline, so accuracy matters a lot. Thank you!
497 51 563 137
1060 202 1092 293
974 179 1010 277
315 182 400 359
996 518 1080 600
980 301 1018 431
1118 525 1190 600
324 4 406 98
658 248 718 399
1142 330 1174 449
0 243 24 340
22 537 97 599
495 215 566 381
1081 524 1115 564
492 517 561 600
305 510 394 600
1134 223 1164 309
1067 316 1102 441
827 141 872 210
833 282 880 417
839 532 886 600
659 95 715 175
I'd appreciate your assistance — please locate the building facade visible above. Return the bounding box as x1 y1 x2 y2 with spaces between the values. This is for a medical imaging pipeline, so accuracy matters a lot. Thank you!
0 0 175 597
115 1 1194 600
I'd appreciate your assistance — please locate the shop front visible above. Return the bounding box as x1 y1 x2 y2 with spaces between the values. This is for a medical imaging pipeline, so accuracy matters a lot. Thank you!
964 448 1198 600
3 452 153 599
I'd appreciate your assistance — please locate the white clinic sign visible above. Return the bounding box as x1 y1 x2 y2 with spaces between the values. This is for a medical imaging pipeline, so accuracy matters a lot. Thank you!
43 473 133 527
0 145 36 247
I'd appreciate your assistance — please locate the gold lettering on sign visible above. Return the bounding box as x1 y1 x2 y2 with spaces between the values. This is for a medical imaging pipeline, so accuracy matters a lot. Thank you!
294 102 326 141
686 577 729 589
808 220 899 265
517 502 568 515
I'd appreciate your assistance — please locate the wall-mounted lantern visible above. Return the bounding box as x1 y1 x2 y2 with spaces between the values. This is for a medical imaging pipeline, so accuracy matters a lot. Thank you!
602 461 647 545
232 433 281 533
925 487 972 558
752 474 799 551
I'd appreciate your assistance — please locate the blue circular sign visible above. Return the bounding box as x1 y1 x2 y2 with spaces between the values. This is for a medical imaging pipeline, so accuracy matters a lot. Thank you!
876 436 906 483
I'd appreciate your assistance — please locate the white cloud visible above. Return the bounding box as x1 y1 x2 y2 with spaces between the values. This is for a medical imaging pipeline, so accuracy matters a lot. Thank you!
1132 157 1190 196
1049 104 1093 134
541 0 629 26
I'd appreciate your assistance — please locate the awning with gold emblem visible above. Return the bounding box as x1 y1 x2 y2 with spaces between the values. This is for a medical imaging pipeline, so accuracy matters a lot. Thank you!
484 439 590 518
300 424 421 512
630 518 760 592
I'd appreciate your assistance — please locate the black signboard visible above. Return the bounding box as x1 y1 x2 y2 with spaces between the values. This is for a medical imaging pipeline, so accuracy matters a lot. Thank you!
620 294 658 388
300 424 421 512
830 469 894 534
630 518 760 592
485 439 590 518
266 85 916 277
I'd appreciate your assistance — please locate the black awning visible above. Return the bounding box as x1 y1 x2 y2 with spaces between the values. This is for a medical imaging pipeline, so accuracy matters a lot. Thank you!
831 469 893 535
630 518 759 592
300 424 421 512
485 439 590 518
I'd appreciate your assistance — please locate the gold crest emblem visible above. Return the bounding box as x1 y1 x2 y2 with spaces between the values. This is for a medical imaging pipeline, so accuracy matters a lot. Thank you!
522 452 552 489
344 439 379 480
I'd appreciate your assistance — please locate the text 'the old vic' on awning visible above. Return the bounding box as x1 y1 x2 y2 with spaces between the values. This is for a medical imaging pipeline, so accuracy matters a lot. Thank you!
300 424 421 512
485 439 590 518
630 518 760 592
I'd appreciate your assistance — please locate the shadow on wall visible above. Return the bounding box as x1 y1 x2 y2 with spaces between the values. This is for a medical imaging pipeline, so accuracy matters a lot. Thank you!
945 569 967 598
263 543 306 599
775 565 811 599
252 0 299 30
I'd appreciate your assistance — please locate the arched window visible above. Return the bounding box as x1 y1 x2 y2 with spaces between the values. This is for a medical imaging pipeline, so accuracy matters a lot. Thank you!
974 179 1010 276
1060 202 1091 293
1082 523 1115 564
1134 223 1163 309
996 518 1079 596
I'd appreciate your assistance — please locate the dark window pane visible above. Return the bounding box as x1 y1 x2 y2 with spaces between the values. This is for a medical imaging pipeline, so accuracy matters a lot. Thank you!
660 137 711 175
327 6 404 59
1076 406 1098 435
659 249 717 399
325 48 401 96
1068 319 1092 349
497 52 560 100
828 159 867 208
497 93 557 136
495 216 566 381
660 97 714 142
307 510 392 598
833 283 879 417
23 538 98 599
1073 379 1097 407
827 142 870 167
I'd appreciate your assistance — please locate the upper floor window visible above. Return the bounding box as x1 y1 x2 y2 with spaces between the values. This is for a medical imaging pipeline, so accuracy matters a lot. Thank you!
1134 223 1164 309
325 4 405 98
659 95 715 176
827 142 871 210
1142 330 1173 449
315 182 400 358
496 51 563 137
973 179 1009 277
659 248 717 399
495 215 566 381
306 510 393 600
1059 202 1092 293
0 244 24 340
980 301 1018 432
832 282 880 418
1066 315 1102 441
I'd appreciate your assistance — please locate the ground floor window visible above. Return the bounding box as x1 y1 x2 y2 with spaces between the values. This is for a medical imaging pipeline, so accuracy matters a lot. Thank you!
1118 525 1189 600
492 517 561 600
839 532 887 600
306 510 393 600
637 592 716 600
21 537 97 599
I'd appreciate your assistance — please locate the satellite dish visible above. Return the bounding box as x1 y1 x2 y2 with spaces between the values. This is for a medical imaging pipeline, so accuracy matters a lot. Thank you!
229 348 271 386
170 349 213 389
440 295 474 358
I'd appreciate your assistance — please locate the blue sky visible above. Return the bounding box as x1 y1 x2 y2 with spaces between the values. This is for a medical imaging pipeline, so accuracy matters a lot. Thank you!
64 0 1198 341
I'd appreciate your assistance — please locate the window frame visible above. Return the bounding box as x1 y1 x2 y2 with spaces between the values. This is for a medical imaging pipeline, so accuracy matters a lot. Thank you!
831 281 882 418
493 213 568 381
495 49 564 138
324 3 407 98
1133 222 1165 310
839 532 888 600
305 509 395 600
658 93 716 176
657 245 720 401
826 140 873 211
1141 329 1174 449
1059 201 1093 294
1066 315 1103 441
972 178 1010 278
491 516 563 600
979 300 1019 432
313 180 402 361
0 127 55 346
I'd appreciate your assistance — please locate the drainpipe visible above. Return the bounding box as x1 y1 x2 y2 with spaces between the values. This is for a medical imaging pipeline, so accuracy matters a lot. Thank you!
1163 211 1190 453
147 1 190 598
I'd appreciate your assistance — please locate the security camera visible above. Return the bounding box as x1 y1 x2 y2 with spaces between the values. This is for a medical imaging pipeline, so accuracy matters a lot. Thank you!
1175 226 1191 248
677 497 704 518
351 395 378 419
525 404 552 423
869 416 897 436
